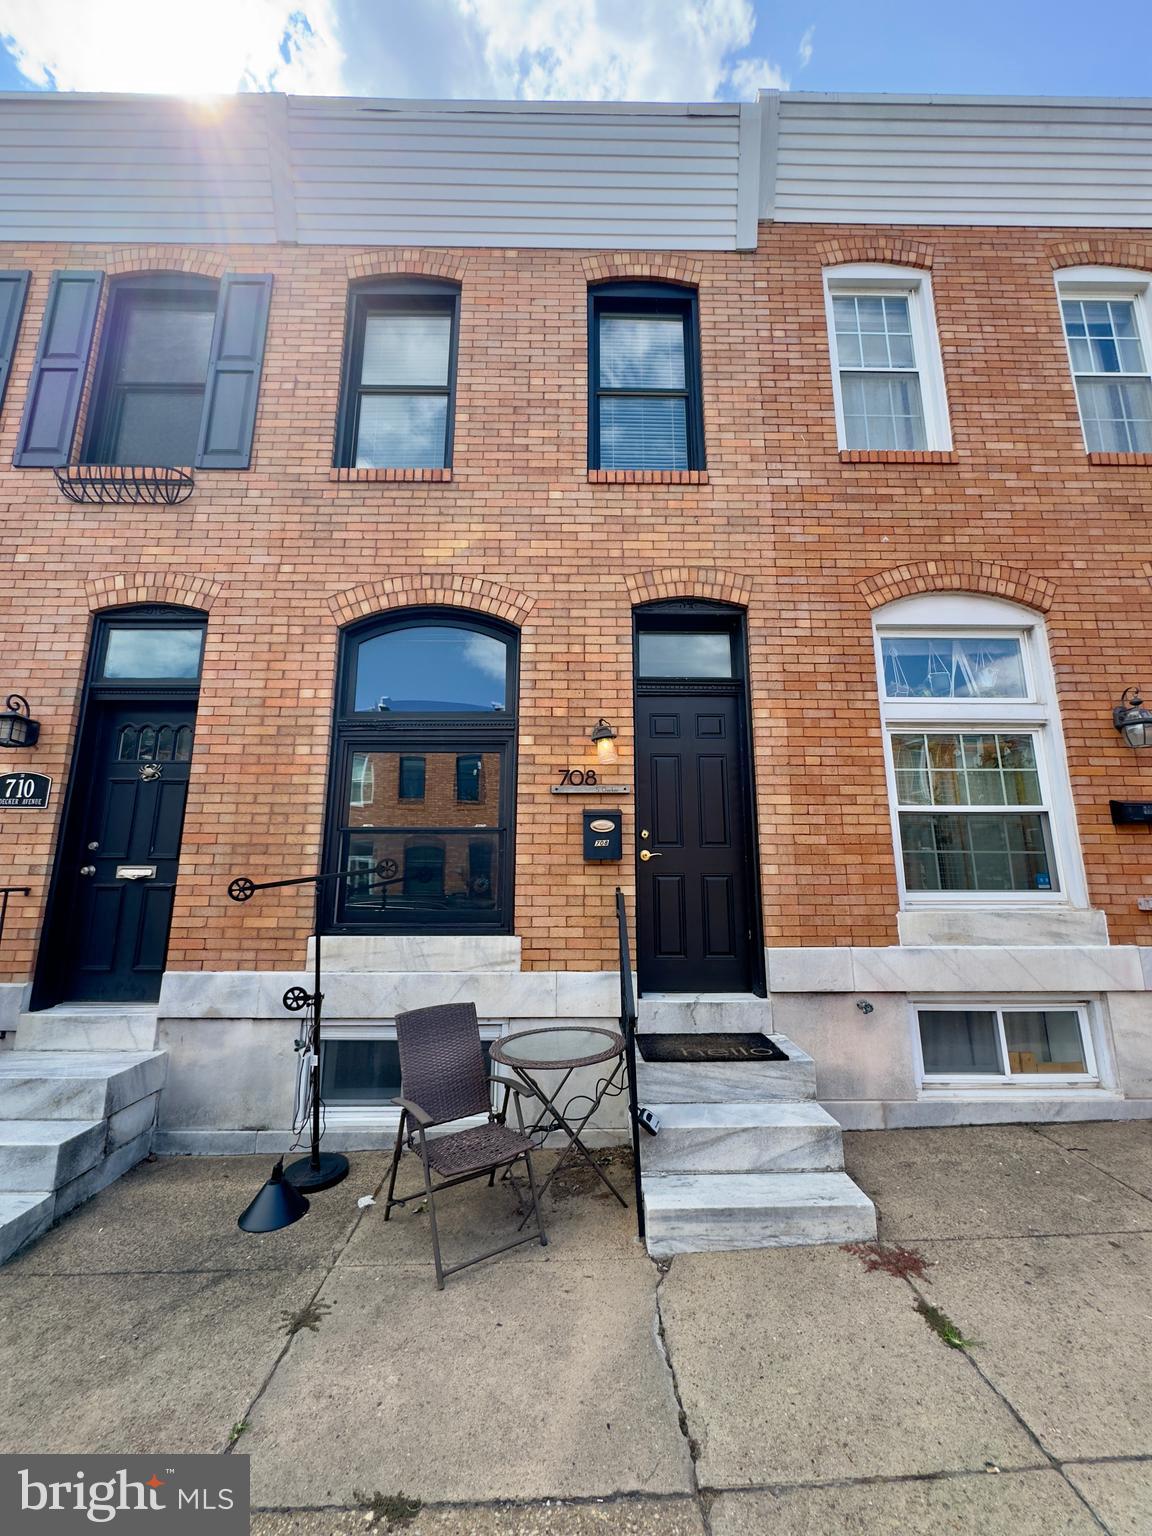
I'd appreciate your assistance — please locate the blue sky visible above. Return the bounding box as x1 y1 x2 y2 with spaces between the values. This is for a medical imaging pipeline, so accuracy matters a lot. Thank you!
0 1 1149 101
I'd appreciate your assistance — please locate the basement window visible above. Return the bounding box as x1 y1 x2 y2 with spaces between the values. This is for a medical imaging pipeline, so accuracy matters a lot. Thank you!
917 1004 1097 1085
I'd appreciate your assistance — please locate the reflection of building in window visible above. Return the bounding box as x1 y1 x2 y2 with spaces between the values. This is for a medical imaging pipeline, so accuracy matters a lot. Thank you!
350 754 375 807
404 842 445 899
398 755 426 800
456 753 482 802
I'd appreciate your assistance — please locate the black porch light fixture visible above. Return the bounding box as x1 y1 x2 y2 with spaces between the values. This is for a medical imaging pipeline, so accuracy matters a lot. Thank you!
591 717 618 766
237 1158 310 1233
0 695 39 749
1114 687 1152 749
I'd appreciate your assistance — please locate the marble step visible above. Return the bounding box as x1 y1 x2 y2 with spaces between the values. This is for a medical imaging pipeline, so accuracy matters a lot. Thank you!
640 1101 844 1174
642 1170 877 1256
0 1120 106 1192
16 1008 158 1052
635 1034 817 1103
637 994 773 1035
0 1051 167 1120
0 1191 55 1265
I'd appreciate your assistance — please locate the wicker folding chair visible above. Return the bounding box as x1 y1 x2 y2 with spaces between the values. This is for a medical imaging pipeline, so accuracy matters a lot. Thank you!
382 1001 548 1288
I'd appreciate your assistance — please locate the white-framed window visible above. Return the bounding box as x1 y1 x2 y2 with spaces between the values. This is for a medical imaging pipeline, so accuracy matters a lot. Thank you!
873 594 1085 907
1055 266 1152 453
823 264 951 451
320 1025 500 1120
914 1001 1098 1087
349 753 375 808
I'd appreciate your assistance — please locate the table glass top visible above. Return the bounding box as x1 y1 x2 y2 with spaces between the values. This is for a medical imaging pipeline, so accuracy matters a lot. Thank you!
490 1026 624 1069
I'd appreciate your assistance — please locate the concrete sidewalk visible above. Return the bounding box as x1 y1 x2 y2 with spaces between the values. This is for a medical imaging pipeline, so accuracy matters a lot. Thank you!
1 1123 1150 1534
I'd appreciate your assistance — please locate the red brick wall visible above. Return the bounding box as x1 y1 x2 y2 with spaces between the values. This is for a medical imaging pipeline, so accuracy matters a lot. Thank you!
2 226 1152 982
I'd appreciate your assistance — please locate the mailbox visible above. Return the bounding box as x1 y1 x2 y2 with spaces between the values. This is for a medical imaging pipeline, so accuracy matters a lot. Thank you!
1111 800 1152 826
583 810 622 861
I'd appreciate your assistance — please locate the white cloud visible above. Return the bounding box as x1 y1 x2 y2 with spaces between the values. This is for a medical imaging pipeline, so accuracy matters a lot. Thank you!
442 0 788 101
0 0 345 94
797 23 814 69
726 55 789 100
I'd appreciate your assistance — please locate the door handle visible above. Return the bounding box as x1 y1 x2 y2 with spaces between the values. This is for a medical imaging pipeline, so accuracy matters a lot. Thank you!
79 865 96 877
639 850 663 861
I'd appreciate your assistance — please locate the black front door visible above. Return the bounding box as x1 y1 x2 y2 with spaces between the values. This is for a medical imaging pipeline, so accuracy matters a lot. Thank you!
57 702 196 1003
635 690 757 993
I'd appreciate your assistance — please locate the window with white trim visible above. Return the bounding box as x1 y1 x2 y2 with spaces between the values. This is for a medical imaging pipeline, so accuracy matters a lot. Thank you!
916 1004 1096 1085
1056 267 1152 453
824 265 951 451
873 595 1084 906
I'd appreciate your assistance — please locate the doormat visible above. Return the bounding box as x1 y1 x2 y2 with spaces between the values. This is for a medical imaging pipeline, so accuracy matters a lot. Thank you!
637 1032 788 1063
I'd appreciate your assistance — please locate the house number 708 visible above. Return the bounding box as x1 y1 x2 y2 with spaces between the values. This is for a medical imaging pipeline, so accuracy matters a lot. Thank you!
558 768 598 785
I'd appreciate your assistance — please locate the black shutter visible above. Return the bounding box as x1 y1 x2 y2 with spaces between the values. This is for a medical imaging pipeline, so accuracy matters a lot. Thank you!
0 271 30 418
195 273 272 470
13 270 103 467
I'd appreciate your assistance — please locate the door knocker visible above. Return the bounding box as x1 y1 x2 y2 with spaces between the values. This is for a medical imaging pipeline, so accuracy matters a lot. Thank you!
139 762 163 782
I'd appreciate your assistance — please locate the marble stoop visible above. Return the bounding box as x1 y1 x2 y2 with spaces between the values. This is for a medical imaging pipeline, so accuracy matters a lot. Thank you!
636 1026 876 1255
637 993 773 1035
0 1049 168 1264
15 1007 159 1052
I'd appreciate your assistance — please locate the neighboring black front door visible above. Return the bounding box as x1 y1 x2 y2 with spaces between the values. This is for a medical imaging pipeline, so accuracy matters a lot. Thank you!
58 702 196 1003
635 690 757 993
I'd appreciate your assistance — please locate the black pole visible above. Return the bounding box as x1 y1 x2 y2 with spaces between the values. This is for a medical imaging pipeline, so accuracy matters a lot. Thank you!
615 888 645 1243
226 861 398 1195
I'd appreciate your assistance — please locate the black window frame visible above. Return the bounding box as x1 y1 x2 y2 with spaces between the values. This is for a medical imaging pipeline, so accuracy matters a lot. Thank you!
588 280 705 471
397 754 426 801
334 277 461 471
324 608 518 936
81 273 219 468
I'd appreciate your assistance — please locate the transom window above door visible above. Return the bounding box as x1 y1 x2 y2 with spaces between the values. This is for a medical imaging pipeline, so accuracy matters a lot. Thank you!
335 279 460 470
348 621 512 714
589 282 704 471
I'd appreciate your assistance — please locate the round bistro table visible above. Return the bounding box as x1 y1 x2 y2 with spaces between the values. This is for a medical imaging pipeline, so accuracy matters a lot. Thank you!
488 1025 629 1215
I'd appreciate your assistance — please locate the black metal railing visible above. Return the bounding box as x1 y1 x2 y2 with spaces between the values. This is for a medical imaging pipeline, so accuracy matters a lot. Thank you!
615 886 645 1242
0 885 29 952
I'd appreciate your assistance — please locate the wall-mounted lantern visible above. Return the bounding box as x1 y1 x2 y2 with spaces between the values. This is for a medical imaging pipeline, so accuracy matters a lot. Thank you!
0 695 39 749
590 718 619 766
1114 687 1152 749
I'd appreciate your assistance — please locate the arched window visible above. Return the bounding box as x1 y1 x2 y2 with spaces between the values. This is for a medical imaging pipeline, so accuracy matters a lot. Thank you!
82 274 219 466
872 594 1084 906
325 610 518 933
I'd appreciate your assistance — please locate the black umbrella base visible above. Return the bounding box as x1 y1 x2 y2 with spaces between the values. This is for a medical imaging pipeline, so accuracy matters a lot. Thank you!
284 1151 350 1192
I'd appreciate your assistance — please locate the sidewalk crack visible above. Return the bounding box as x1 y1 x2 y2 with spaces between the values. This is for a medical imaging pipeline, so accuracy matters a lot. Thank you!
651 1255 712 1536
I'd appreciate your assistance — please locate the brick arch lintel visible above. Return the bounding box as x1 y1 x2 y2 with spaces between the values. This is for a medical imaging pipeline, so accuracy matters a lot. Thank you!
327 575 536 629
85 572 222 613
582 253 704 288
626 567 754 608
100 248 229 279
345 250 468 284
858 561 1055 613
816 238 934 271
1047 239 1152 272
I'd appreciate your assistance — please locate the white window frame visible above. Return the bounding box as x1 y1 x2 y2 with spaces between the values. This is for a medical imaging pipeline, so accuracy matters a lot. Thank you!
349 753 375 808
1054 266 1152 454
911 998 1099 1090
320 1022 502 1125
873 594 1086 910
823 263 952 451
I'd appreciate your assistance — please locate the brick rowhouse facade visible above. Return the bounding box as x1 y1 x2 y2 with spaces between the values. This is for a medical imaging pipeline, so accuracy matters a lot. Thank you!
1 90 1151 1144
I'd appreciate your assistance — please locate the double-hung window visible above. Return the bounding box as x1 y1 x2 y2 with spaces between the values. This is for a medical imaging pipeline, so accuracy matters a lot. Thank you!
1056 268 1152 453
874 595 1083 905
336 279 460 470
589 282 704 471
824 265 950 451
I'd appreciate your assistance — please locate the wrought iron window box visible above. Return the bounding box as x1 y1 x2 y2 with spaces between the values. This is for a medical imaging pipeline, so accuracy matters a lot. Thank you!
54 464 195 506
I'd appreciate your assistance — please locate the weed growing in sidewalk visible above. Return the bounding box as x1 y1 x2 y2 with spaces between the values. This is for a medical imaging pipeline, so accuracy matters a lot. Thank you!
915 1296 978 1350
353 1489 422 1527
226 1420 249 1446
